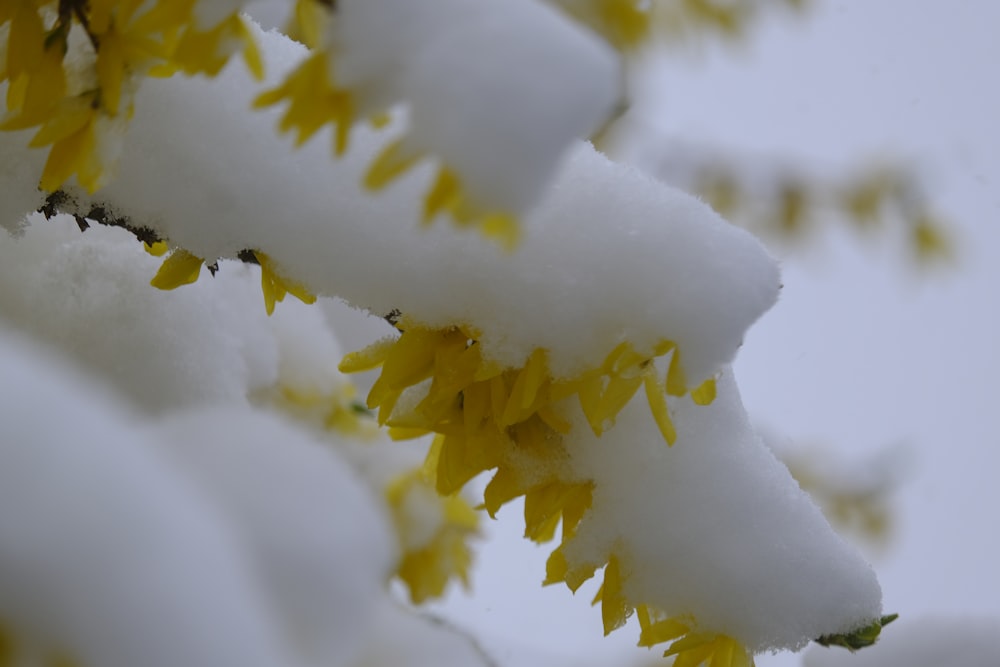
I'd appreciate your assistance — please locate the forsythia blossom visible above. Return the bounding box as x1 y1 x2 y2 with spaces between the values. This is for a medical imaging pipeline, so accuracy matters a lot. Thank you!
0 3 889 667
258 0 621 246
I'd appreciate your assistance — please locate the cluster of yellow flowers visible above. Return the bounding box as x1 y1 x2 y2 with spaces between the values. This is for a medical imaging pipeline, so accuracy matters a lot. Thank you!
244 318 480 606
1 0 261 192
0 3 788 665
337 317 741 664
1 0 655 248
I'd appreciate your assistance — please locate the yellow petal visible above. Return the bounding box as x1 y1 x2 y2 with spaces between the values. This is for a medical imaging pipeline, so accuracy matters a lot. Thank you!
423 166 462 223
7 3 45 79
237 16 264 81
666 347 688 396
96 28 126 114
339 336 396 373
364 138 423 190
149 249 204 290
639 618 690 646
143 240 169 257
643 367 677 445
28 97 94 147
39 124 93 193
691 377 717 405
599 555 631 636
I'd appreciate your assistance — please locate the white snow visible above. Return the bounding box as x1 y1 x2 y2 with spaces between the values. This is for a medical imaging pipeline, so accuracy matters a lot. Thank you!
0 4 894 664
0 25 779 384
0 214 278 412
0 331 299 667
156 406 396 667
560 370 883 652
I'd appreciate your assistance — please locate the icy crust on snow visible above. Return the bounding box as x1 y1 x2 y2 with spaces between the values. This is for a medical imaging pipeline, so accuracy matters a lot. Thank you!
561 371 883 652
0 26 780 383
804 616 1000 667
0 333 296 667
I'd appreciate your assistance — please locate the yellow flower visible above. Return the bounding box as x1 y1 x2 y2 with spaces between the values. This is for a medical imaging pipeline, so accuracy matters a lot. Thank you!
2 0 262 194
555 0 652 50
2 32 67 128
255 251 317 316
253 51 355 154
143 240 169 256
593 571 757 666
339 316 719 631
171 13 263 80
283 0 332 49
366 147 521 251
149 248 205 289
387 453 480 604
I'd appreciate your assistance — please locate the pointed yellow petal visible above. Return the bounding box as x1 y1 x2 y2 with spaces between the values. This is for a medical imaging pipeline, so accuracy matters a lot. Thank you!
600 555 631 636
150 249 204 290
435 435 481 495
423 166 462 223
237 16 265 81
691 377 717 405
544 546 569 586
666 347 688 396
7 4 45 79
638 617 690 647
643 367 677 445
39 125 92 193
483 467 524 517
480 213 520 251
577 373 607 435
595 373 643 426
339 336 396 373
28 98 93 147
143 240 169 257
500 348 548 426
663 633 716 657
364 138 423 190
96 28 125 113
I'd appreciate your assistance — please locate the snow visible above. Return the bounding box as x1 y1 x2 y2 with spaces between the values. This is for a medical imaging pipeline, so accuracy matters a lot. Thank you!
157 406 396 667
0 2 927 665
0 25 779 384
330 0 619 213
0 331 297 667
0 214 277 412
562 370 882 652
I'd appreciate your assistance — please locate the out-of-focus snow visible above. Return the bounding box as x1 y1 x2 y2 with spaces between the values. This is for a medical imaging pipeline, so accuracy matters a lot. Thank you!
157 406 396 667
0 330 299 667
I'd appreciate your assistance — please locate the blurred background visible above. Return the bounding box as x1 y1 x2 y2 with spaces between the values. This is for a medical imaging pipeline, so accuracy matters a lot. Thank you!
426 1 1000 665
